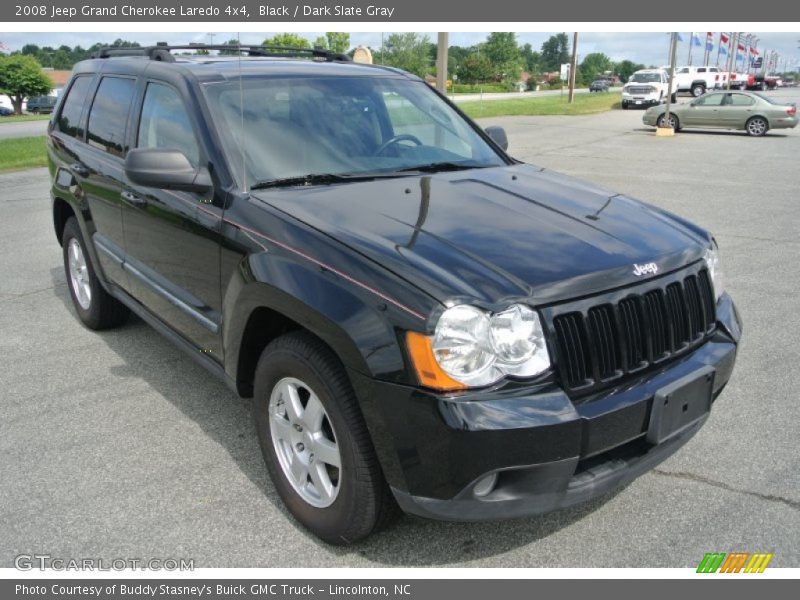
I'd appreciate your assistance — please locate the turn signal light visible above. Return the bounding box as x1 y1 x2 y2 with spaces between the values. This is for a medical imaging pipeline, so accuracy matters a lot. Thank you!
406 331 467 392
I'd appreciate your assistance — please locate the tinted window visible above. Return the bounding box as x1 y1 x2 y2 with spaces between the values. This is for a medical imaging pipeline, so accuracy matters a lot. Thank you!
695 94 724 106
87 77 135 157
729 94 755 106
137 83 200 166
697 68 707 73
57 76 93 138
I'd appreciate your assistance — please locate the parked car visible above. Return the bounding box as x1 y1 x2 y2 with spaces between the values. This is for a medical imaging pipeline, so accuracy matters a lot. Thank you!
26 95 58 114
49 44 741 544
621 69 677 108
0 106 14 116
643 90 798 136
589 79 609 92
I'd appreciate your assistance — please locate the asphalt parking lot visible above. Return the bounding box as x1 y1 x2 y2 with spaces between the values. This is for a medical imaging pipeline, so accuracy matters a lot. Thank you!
1 89 798 568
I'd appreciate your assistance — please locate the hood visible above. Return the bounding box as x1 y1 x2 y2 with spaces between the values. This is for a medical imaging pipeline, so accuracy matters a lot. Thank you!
253 164 710 306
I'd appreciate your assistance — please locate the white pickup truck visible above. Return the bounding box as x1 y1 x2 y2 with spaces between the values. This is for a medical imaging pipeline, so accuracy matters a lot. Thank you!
673 65 723 97
621 69 678 109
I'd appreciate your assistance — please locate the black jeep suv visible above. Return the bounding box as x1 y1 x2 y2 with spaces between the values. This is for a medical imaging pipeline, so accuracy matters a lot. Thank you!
48 45 741 544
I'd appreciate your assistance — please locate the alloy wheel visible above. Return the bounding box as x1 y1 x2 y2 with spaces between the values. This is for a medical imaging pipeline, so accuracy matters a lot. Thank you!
67 238 92 310
268 377 341 508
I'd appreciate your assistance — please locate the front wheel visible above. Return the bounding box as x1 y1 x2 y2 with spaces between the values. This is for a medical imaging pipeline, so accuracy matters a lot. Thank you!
253 331 397 544
657 113 680 130
62 217 129 330
746 116 768 137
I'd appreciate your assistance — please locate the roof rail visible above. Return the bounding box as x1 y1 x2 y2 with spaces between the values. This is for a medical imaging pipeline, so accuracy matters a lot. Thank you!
89 43 352 63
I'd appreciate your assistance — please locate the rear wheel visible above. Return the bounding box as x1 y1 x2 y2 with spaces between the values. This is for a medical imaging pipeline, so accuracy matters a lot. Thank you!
746 116 768 137
691 83 706 97
253 331 397 544
62 217 129 330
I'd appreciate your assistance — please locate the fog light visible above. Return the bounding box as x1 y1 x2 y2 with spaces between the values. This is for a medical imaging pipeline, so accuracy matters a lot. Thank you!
473 472 498 497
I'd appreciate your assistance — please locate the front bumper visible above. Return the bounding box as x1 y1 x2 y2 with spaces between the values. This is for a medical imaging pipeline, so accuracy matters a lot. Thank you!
351 294 741 521
622 93 661 107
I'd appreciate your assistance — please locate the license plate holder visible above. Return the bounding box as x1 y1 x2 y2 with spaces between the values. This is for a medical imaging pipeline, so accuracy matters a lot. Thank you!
647 366 714 445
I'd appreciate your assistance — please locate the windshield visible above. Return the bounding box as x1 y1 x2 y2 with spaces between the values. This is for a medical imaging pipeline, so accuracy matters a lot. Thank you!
203 76 506 188
630 73 661 83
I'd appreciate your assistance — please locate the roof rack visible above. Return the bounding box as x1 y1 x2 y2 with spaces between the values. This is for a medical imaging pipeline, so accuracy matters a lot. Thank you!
89 43 352 63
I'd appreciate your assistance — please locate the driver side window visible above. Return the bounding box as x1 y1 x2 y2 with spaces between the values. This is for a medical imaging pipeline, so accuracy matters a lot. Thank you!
137 83 200 167
382 91 472 158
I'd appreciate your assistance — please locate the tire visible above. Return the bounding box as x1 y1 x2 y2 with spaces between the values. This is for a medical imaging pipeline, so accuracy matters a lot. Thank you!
745 116 768 137
691 84 705 97
657 113 679 130
671 92 677 103
253 331 397 544
62 217 129 330
622 102 628 110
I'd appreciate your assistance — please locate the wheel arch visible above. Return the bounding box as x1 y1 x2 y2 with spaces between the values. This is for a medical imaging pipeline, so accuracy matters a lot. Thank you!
224 276 412 399
52 196 76 246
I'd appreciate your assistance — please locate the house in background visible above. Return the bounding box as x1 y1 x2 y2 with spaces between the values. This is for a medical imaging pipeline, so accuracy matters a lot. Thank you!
0 68 72 112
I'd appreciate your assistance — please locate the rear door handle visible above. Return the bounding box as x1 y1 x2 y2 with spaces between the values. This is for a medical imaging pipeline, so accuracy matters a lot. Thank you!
70 163 89 177
121 190 148 208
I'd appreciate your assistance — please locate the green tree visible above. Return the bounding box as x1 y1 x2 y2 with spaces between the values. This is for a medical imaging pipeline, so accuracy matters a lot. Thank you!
381 33 431 78
578 52 613 84
540 33 570 72
325 32 350 54
456 52 493 83
615 59 646 83
263 33 311 49
520 43 541 74
483 32 523 82
0 55 53 115
219 39 241 55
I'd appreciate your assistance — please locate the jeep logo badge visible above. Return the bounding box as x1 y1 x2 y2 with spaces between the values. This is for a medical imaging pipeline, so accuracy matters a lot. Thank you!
633 262 658 277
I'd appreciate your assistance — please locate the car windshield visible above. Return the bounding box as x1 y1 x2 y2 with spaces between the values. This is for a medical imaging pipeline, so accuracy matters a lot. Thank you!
203 75 506 188
630 73 661 83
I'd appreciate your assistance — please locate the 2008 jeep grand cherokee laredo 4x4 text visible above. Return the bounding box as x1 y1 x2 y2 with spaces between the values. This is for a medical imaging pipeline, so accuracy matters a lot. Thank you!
48 44 741 544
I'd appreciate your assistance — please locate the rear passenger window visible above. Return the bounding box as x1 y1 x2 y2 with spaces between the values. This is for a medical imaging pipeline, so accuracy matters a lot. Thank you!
137 83 200 166
57 76 93 138
730 94 755 106
87 77 136 157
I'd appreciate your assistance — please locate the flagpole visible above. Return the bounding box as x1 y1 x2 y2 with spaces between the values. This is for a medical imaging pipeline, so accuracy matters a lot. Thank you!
702 33 709 66
715 33 723 67
725 32 736 89
687 32 693 65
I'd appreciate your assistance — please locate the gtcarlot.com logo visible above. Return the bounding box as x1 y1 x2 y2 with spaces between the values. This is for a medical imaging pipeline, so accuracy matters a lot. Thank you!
697 552 773 573
14 554 194 571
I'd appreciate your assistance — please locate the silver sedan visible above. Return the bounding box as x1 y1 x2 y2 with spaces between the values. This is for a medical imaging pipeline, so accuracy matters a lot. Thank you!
643 91 797 136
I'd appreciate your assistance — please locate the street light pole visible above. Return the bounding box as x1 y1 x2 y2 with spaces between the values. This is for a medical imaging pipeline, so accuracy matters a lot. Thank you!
663 32 678 129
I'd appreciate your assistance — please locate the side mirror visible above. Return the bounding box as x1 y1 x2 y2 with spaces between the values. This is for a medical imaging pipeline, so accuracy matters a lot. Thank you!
485 126 509 151
125 148 212 193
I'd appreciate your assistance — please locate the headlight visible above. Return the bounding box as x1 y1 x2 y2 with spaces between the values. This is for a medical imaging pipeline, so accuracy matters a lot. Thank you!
647 86 657 93
408 304 551 390
704 245 725 301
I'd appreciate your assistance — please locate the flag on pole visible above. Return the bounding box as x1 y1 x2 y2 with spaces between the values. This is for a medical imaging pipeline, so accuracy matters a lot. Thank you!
750 46 759 56
0 41 9 53
677 33 684 42
720 32 730 45
691 33 702 47
706 32 714 52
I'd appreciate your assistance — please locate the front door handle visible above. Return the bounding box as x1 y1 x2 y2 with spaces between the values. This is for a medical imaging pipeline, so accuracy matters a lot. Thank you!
121 190 148 209
70 163 89 177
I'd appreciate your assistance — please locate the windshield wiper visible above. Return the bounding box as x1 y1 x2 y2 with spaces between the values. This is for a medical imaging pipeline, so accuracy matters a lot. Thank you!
393 162 492 174
250 173 383 190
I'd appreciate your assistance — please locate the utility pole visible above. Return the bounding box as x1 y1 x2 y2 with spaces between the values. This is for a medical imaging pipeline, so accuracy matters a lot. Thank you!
568 32 578 103
435 32 448 94
662 32 678 130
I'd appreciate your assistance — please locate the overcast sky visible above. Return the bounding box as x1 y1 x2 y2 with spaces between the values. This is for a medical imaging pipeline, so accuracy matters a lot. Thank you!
2 31 798 69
